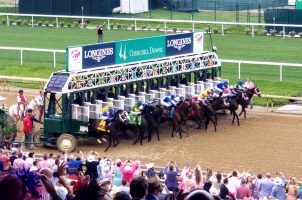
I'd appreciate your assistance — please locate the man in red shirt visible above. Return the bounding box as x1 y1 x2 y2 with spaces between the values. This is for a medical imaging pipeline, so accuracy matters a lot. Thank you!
23 109 34 149
236 178 251 199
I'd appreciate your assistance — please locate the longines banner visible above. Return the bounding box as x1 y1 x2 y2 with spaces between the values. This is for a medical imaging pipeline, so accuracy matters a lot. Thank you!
66 32 204 72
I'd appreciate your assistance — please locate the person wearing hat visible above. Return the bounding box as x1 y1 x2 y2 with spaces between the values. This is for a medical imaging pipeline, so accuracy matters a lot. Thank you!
235 80 245 91
22 108 42 149
236 178 251 199
271 177 286 200
146 177 161 200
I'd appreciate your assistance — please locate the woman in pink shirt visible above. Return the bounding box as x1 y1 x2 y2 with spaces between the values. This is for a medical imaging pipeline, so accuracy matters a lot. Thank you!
120 160 137 184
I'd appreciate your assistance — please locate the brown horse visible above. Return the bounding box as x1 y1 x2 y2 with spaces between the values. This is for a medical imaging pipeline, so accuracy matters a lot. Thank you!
237 86 261 119
172 101 190 139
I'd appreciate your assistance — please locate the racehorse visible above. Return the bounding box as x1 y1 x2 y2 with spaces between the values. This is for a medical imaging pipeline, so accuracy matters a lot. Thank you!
197 100 217 131
133 103 160 144
0 111 17 148
90 110 130 152
236 86 261 119
172 101 191 139
8 98 37 124
210 96 240 126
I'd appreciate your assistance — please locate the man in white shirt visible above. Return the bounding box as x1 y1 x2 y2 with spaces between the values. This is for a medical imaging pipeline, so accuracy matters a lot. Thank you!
35 90 44 121
227 171 240 196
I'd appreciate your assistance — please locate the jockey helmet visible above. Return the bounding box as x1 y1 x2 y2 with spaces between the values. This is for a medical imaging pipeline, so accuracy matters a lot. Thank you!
230 85 235 90
137 101 142 106
171 94 175 99
108 108 114 114
238 80 244 85
223 81 228 85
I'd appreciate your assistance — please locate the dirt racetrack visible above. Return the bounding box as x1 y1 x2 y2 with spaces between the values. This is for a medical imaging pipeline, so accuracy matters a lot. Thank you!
1 89 302 180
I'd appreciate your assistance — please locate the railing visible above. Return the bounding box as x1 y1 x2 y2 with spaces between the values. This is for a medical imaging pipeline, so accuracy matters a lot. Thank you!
1 12 302 38
220 59 302 82
0 46 65 68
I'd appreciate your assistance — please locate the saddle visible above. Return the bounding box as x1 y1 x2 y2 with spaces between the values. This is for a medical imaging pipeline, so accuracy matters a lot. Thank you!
97 119 110 133
161 106 174 119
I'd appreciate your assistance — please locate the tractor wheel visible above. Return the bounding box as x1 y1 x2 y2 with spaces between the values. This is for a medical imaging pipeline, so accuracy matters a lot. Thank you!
33 129 44 147
56 134 77 153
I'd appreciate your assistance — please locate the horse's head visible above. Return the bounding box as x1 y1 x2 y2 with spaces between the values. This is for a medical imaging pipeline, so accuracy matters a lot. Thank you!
142 103 155 116
254 86 261 97
115 110 130 124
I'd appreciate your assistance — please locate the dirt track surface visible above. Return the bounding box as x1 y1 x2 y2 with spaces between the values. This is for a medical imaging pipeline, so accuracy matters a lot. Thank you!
1 89 302 180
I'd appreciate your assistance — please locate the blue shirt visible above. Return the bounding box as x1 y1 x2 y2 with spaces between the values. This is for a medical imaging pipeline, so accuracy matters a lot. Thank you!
297 190 302 199
271 185 286 200
259 178 274 198
216 82 225 90
68 160 82 169
164 166 179 188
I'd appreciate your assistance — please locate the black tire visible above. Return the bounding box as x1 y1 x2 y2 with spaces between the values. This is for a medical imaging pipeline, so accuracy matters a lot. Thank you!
33 129 44 147
56 134 77 153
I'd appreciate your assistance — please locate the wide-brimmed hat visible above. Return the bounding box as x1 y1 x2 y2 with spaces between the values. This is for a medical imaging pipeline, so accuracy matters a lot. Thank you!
148 177 160 189
274 177 283 186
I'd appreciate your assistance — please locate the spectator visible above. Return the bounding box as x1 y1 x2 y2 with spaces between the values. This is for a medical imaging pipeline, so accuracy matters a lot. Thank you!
68 152 83 173
130 176 148 200
271 177 286 200
118 179 130 194
85 151 100 179
227 170 240 196
35 90 44 121
113 159 123 187
219 178 230 200
121 160 137 184
194 165 203 189
236 178 251 199
297 187 302 199
203 169 213 193
0 150 10 170
25 152 34 168
0 171 26 200
13 152 27 169
182 171 196 193
185 189 214 200
146 176 161 200
97 24 104 43
259 173 274 199
210 172 222 196
251 173 262 199
114 191 131 200
287 177 298 200
30 160 38 172
38 154 53 169
164 160 179 194
47 153 56 168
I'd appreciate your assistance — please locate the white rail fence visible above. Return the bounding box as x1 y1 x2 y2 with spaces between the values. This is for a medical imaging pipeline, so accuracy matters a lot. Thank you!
1 46 302 82
0 46 65 68
2 13 302 38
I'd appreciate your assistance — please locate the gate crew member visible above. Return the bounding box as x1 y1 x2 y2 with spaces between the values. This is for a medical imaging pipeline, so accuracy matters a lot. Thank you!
17 89 28 118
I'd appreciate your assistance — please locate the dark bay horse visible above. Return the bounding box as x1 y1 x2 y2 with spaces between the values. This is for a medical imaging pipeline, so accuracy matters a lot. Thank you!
90 110 130 152
236 86 261 119
210 96 240 126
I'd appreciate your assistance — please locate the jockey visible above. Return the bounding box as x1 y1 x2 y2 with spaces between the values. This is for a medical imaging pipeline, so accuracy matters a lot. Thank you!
161 94 177 108
129 101 143 126
98 104 114 132
198 90 210 100
17 90 28 116
229 85 237 96
215 81 228 96
235 80 245 91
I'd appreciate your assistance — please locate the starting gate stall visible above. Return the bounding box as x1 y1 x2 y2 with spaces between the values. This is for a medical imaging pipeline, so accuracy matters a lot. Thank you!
35 33 222 152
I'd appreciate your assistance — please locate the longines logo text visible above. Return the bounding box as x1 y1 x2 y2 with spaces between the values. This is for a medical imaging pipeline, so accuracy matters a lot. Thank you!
167 37 192 51
84 48 114 62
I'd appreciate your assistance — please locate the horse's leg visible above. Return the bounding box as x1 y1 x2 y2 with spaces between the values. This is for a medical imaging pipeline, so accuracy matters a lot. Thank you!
236 112 240 126
140 127 145 145
231 111 235 125
104 136 111 152
133 130 141 145
178 122 183 139
155 127 160 141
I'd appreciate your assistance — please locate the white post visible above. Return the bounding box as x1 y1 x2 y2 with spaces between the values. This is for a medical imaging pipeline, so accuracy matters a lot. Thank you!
31 16 34 27
20 49 23 66
283 26 285 39
135 20 137 31
107 19 110 30
56 17 59 28
6 15 9 26
164 21 167 34
81 7 84 29
280 65 283 82
222 24 224 36
192 22 195 32
53 51 56 68
238 62 241 79
252 25 254 38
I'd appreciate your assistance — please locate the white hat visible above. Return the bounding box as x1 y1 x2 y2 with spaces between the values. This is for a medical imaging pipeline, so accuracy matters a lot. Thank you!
146 163 154 169
124 165 132 171
87 155 95 162
274 177 283 186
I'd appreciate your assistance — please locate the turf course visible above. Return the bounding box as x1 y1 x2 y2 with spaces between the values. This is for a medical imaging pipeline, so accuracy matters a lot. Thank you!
0 25 302 104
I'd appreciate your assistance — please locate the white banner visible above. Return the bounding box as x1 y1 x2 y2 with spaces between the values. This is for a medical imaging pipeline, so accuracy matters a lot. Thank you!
193 32 204 53
68 47 83 71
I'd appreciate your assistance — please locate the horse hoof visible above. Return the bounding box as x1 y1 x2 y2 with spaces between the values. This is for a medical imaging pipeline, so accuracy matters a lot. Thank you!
97 139 102 144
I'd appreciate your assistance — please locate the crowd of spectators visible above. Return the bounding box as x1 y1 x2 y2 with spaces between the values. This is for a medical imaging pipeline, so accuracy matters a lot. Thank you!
0 147 302 200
